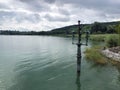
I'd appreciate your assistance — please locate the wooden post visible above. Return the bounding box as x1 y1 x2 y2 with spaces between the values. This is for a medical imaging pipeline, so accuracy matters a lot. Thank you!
72 20 89 76
77 20 81 76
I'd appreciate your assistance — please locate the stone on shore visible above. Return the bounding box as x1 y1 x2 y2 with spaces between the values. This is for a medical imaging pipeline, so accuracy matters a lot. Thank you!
101 46 120 62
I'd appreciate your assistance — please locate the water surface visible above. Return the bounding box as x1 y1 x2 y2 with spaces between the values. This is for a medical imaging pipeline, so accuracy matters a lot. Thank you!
0 35 120 90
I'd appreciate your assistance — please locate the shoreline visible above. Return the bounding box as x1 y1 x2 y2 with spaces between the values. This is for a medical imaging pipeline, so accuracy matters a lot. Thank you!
101 47 120 62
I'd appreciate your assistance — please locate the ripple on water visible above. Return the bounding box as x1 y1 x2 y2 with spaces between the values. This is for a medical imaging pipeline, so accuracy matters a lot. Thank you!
48 74 63 81
61 63 76 69
0 80 6 90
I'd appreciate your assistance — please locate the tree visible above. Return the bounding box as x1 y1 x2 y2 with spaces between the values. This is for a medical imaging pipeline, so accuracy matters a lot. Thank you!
115 24 120 34
91 22 107 34
82 25 91 33
107 25 115 33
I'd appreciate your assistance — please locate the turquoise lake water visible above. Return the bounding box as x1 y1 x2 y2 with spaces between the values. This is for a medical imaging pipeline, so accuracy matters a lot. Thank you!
0 35 120 90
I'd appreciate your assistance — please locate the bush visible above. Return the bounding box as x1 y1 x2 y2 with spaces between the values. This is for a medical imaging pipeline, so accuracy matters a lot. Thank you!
106 35 120 47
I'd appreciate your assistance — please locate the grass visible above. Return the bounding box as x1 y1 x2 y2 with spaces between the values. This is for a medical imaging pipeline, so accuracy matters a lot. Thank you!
85 46 120 65
109 60 119 65
84 46 107 65
90 34 117 42
106 34 120 47
84 34 120 65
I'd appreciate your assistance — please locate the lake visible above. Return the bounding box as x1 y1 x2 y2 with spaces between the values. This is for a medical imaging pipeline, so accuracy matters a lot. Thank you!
0 35 120 90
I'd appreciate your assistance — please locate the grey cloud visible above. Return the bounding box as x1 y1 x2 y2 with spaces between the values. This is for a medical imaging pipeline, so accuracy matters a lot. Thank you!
0 11 12 25
58 0 120 14
15 13 41 23
44 14 70 22
19 0 50 12
18 0 71 22
58 8 70 16
0 10 41 24
0 0 120 31
18 0 120 15
0 11 15 25
44 0 56 4
0 3 10 9
0 11 16 17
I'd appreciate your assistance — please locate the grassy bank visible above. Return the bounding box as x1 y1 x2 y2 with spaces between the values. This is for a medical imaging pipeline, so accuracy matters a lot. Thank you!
90 34 117 41
85 34 120 65
90 34 120 47
84 46 107 65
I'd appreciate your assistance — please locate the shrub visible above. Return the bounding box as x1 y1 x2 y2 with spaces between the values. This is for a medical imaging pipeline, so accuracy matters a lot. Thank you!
106 35 120 47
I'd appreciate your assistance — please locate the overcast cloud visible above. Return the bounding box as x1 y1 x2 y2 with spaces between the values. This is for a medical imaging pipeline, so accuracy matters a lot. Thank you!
0 0 120 31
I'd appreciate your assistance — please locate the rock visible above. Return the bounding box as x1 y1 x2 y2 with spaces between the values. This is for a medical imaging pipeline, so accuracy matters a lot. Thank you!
101 47 120 62
109 46 120 53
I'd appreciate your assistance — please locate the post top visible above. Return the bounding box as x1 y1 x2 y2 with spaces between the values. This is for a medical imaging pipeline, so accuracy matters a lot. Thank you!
78 20 80 23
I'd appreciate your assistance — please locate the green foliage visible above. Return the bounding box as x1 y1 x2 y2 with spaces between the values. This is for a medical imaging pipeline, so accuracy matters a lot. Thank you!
50 21 120 35
115 24 120 34
90 34 106 41
81 25 91 32
91 22 107 34
90 34 119 43
106 25 116 33
106 34 120 47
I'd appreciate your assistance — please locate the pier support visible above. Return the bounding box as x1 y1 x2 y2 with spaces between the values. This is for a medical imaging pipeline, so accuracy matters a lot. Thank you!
77 21 81 76
72 20 89 77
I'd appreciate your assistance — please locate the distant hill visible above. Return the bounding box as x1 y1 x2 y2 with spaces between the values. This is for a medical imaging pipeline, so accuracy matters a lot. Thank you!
0 21 120 35
50 21 120 34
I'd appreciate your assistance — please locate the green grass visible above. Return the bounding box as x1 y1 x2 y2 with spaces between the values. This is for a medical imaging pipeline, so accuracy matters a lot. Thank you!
84 46 107 65
106 34 120 47
84 34 120 65
90 34 117 42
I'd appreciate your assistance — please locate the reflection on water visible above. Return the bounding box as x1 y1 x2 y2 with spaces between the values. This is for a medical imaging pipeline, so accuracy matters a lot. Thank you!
115 63 120 84
76 74 81 90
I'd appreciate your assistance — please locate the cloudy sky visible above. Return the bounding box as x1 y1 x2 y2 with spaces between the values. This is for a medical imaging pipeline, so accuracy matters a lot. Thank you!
0 0 120 31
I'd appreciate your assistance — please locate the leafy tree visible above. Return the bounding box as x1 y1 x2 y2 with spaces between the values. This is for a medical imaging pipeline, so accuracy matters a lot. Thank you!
115 24 120 34
106 25 115 33
82 25 91 33
91 22 107 34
